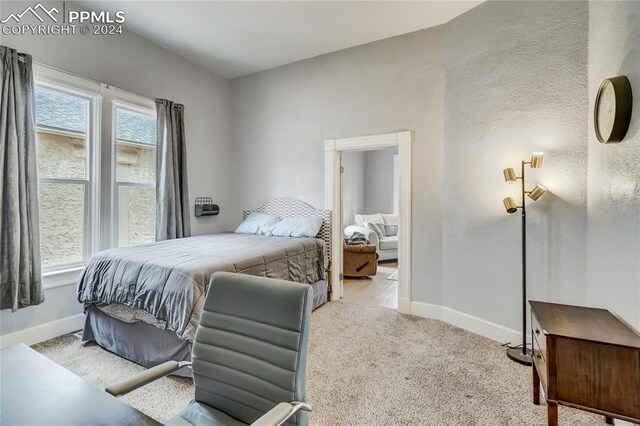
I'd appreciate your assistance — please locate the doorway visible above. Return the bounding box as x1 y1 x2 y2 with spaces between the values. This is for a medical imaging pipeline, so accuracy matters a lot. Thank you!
324 131 412 314
341 147 399 309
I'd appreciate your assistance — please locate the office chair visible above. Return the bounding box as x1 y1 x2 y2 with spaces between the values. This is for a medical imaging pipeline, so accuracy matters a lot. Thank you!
106 271 313 426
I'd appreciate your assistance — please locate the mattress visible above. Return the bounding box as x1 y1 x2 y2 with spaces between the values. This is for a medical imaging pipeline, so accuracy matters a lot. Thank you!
95 279 328 329
77 233 326 342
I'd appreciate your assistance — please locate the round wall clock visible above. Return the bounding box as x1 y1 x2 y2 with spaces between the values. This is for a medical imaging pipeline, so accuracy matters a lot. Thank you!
594 76 633 144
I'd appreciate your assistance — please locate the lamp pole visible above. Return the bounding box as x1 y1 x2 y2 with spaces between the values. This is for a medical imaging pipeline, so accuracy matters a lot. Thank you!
504 160 534 365
503 153 546 365
520 160 528 359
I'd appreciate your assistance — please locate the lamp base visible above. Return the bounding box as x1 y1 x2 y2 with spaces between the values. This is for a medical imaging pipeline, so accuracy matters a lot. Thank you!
506 347 532 366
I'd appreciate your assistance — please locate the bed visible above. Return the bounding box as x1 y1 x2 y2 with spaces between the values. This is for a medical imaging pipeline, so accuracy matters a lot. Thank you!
78 199 332 375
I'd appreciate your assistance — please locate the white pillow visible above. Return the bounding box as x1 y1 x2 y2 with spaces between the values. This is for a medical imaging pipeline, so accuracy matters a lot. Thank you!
363 221 384 239
382 214 398 226
269 216 323 238
235 212 279 235
384 224 398 237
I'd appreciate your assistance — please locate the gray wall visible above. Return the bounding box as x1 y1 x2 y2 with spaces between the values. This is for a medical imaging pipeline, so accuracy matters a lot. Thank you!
586 1 640 328
4 0 639 339
343 147 398 226
364 147 398 215
1 1 231 335
342 151 366 226
442 1 589 331
230 28 445 305
229 1 639 332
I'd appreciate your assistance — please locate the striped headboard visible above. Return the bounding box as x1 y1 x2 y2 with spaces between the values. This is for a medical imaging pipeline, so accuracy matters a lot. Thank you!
243 198 332 269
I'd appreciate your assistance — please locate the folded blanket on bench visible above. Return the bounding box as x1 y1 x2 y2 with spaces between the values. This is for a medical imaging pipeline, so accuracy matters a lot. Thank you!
345 232 367 245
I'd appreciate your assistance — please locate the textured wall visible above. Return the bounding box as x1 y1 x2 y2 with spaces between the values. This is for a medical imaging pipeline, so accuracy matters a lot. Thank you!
230 27 445 304
1 0 230 335
36 132 87 266
117 186 155 247
443 1 589 331
5 1 638 340
586 1 640 329
36 132 156 266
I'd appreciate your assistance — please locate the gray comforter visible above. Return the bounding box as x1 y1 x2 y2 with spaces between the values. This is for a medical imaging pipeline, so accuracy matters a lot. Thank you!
77 233 326 342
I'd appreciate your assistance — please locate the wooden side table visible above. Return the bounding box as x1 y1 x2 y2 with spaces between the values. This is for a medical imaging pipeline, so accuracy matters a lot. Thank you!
530 301 640 426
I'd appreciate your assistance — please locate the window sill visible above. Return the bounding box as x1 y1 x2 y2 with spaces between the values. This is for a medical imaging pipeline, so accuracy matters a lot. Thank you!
42 265 85 290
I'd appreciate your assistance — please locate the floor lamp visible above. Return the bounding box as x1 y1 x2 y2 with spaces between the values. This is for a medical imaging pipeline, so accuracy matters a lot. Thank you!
502 152 547 366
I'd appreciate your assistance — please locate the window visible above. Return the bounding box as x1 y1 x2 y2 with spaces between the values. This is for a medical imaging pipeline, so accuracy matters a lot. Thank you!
34 66 157 275
35 85 96 268
115 106 157 246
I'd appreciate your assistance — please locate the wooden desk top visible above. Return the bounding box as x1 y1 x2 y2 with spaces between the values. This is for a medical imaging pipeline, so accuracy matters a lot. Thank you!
0 343 161 426
530 301 640 349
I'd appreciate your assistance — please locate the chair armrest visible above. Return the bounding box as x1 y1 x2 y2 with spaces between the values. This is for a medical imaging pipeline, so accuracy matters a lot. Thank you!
105 360 191 397
251 402 312 426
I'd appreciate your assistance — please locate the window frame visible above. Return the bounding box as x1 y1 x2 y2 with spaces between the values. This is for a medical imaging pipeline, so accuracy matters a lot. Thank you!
34 71 101 283
33 65 157 288
110 99 157 248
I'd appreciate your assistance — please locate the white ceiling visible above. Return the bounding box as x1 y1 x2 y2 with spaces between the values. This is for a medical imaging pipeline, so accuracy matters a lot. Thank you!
79 1 483 79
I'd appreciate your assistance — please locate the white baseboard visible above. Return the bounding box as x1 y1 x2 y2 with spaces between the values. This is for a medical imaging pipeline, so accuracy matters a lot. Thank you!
409 301 521 344
0 313 85 349
409 301 441 319
397 297 411 314
439 306 521 344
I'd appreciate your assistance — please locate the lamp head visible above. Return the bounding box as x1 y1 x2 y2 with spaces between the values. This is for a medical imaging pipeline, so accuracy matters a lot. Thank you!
528 184 547 201
503 197 518 214
530 152 544 168
503 168 517 183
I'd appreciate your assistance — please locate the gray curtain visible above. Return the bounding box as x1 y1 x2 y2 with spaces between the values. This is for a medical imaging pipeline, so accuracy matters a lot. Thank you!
155 99 190 240
0 46 43 311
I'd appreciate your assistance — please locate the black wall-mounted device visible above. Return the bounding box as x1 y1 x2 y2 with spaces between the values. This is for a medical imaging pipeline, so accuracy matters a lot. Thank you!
195 197 219 217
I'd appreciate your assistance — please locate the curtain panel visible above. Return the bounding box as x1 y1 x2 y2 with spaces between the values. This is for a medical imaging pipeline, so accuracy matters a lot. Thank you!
0 45 44 311
155 99 190 241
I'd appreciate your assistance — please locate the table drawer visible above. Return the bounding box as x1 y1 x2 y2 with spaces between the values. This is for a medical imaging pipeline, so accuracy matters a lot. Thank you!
532 335 548 390
531 311 546 360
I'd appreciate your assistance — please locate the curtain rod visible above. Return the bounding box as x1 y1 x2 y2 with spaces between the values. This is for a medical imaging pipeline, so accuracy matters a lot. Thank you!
34 61 157 103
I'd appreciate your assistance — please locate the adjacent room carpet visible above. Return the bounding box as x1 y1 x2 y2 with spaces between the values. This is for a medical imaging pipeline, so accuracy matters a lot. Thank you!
33 301 601 425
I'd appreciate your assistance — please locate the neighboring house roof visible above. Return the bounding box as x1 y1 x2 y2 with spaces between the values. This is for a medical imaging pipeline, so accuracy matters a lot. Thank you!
116 108 156 146
35 87 86 134
35 88 156 146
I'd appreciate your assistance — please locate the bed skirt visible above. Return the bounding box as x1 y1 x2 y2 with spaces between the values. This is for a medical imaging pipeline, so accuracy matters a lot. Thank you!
82 305 193 377
82 279 328 376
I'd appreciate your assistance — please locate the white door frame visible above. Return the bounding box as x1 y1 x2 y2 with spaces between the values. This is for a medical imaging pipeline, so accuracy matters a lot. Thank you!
324 131 412 314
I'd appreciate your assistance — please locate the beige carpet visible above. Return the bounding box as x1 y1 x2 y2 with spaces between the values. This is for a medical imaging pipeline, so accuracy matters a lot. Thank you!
33 301 602 425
